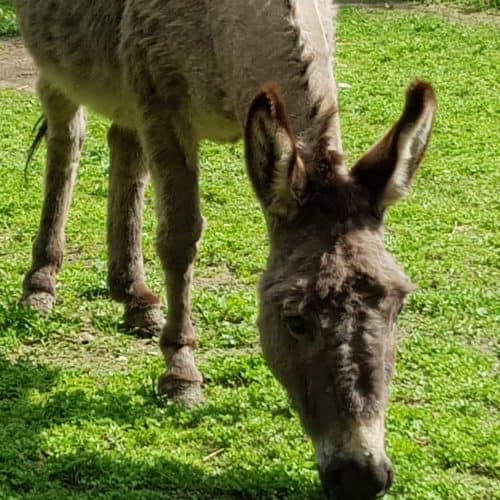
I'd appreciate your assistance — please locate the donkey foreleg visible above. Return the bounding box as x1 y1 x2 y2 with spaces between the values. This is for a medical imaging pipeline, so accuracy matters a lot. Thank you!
142 123 204 408
22 79 86 312
107 124 164 338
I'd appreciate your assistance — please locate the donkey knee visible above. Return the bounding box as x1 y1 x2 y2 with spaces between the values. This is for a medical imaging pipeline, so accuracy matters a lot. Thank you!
156 216 204 272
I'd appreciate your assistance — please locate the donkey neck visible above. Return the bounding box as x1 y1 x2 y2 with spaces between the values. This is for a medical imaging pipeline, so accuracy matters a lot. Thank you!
210 0 342 153
281 0 342 154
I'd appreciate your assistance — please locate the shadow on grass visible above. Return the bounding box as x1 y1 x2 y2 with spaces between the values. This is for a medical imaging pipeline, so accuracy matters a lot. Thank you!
0 354 321 499
37 452 322 499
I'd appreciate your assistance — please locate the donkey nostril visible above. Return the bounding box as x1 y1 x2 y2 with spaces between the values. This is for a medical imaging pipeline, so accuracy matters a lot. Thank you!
332 467 342 487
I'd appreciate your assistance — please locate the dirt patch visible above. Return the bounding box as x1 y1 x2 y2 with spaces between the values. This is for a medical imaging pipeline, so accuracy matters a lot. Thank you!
6 330 260 375
6 330 161 375
0 37 37 92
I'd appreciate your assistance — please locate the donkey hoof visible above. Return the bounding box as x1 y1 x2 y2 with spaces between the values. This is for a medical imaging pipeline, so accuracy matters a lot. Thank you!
124 305 165 338
21 291 55 314
157 374 204 409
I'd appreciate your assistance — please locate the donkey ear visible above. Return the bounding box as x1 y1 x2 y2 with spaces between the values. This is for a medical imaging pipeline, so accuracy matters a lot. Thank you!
350 81 436 210
245 84 307 218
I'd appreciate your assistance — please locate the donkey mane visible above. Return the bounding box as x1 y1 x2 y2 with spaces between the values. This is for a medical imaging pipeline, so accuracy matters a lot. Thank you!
283 0 340 147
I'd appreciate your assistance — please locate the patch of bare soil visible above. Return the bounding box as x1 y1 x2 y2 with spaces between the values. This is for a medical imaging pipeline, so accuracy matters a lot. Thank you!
6 329 161 375
6 329 260 375
0 37 37 92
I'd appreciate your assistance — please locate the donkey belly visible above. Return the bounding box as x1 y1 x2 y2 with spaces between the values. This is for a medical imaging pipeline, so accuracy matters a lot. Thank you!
40 64 140 129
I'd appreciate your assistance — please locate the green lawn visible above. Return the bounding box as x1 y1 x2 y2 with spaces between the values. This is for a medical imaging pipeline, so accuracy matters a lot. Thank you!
0 5 499 500
0 0 16 36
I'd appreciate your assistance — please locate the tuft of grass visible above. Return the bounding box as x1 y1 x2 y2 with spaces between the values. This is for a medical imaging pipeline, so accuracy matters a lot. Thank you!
0 5 499 500
0 0 16 36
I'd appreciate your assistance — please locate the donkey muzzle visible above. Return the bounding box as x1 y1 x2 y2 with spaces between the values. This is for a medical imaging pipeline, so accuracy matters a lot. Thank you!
320 457 393 500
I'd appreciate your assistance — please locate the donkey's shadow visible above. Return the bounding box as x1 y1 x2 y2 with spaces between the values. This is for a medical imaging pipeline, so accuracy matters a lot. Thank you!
0 354 322 499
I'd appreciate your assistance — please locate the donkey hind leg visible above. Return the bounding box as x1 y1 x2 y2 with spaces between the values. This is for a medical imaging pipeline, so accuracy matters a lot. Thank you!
107 124 164 338
143 125 204 408
22 79 86 313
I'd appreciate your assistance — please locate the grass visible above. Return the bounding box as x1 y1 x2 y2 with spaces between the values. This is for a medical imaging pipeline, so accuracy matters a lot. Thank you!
0 5 499 500
0 0 16 36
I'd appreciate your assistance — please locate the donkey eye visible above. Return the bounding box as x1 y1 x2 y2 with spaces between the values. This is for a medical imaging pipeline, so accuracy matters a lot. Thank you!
284 315 308 338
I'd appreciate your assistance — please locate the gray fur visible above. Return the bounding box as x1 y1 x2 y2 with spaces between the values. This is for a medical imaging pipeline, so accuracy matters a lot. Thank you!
13 1 436 497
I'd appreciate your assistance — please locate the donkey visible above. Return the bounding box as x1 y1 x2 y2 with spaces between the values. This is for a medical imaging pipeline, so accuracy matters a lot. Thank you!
12 0 436 498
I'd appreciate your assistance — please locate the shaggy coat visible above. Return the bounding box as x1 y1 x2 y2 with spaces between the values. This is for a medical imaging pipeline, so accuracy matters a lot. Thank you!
12 1 436 498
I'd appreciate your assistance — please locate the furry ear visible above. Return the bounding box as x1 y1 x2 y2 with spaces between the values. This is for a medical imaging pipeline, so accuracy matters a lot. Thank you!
245 84 308 218
350 81 437 210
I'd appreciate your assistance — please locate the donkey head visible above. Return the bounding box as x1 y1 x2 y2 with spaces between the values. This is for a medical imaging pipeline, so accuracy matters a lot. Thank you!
245 81 436 499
